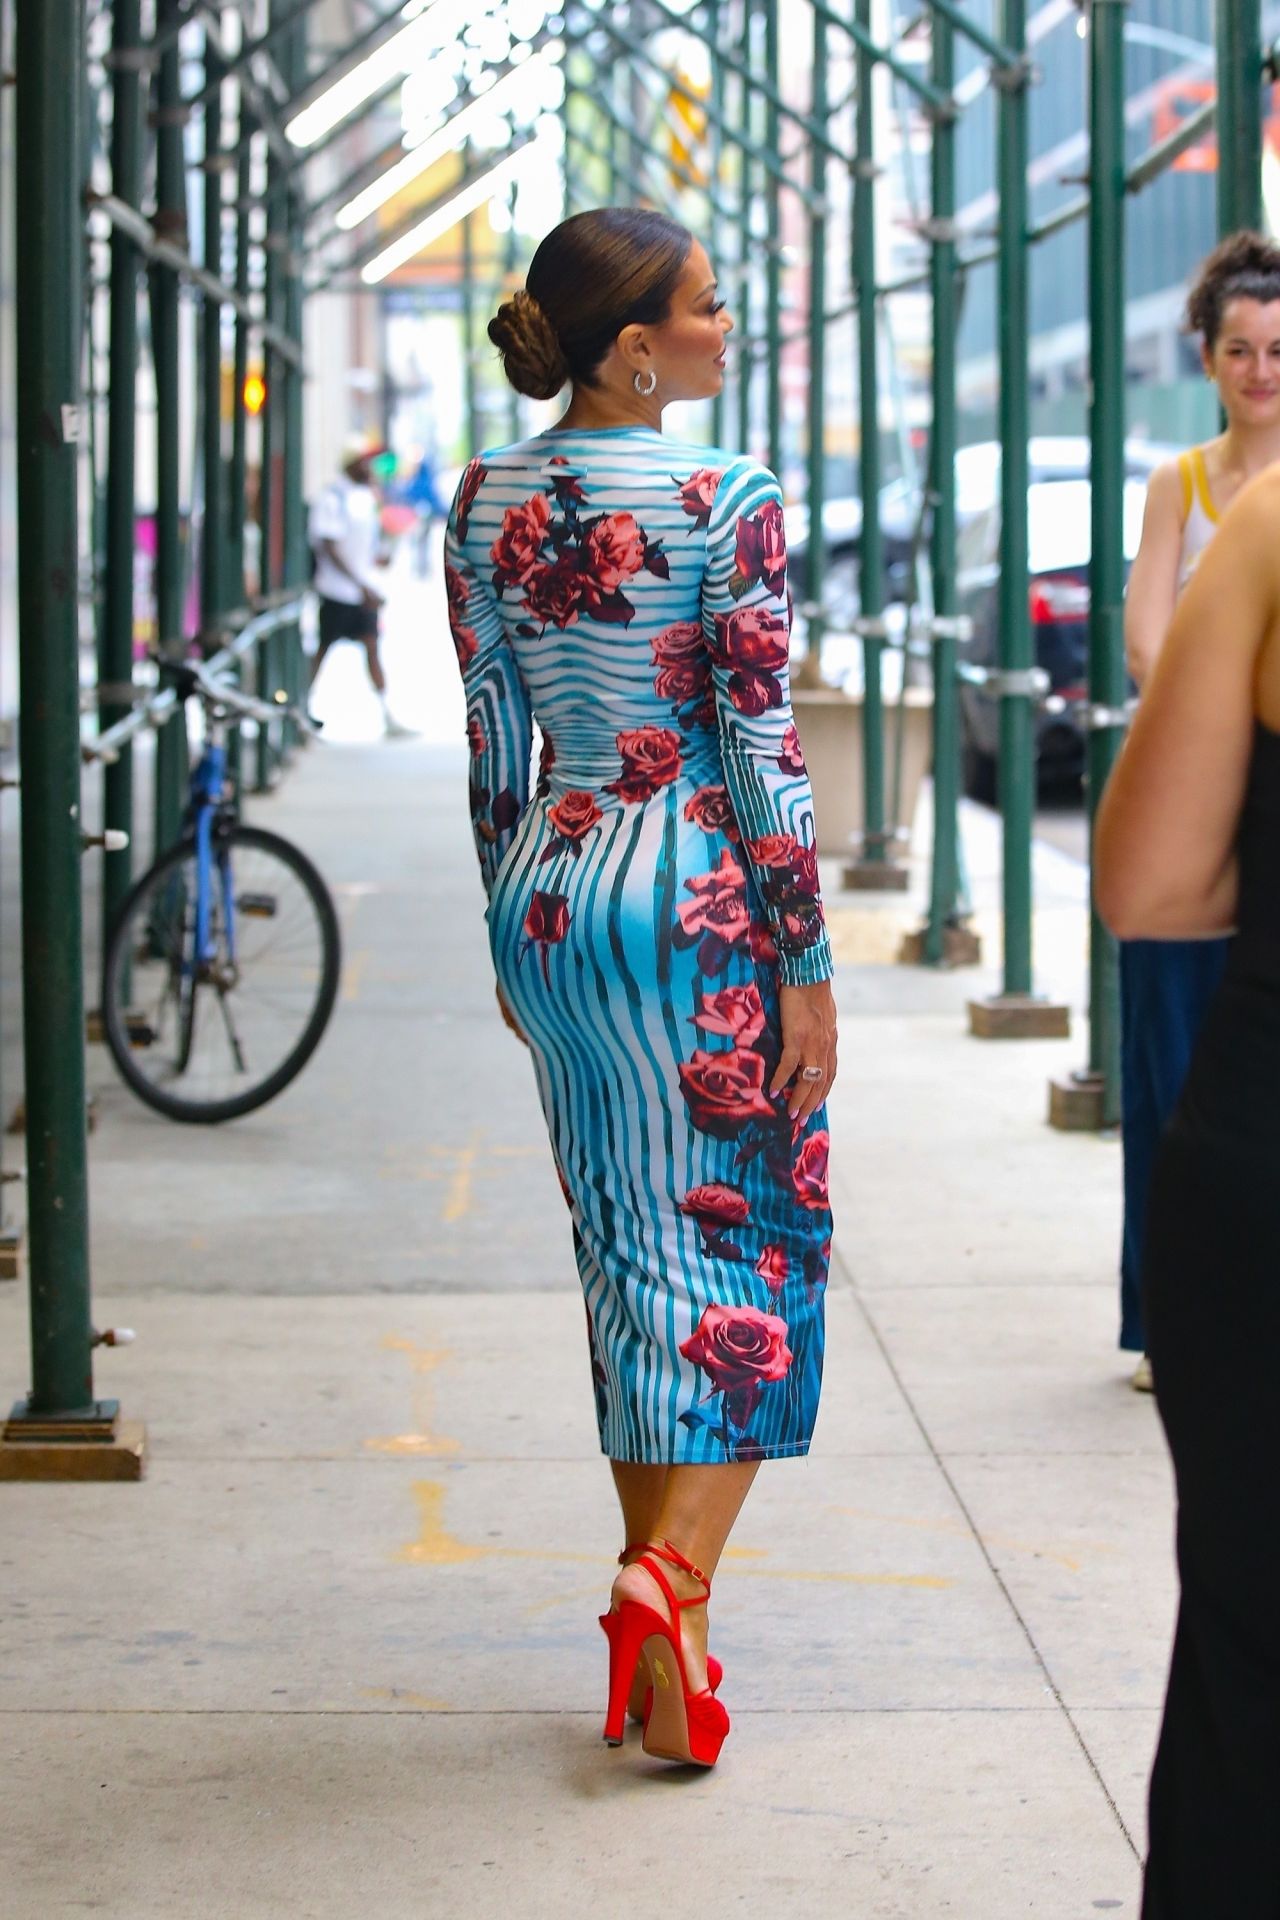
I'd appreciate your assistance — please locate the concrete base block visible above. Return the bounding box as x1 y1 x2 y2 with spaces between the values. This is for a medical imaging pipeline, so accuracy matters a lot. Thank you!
842 858 911 893
0 1227 22 1283
0 1419 147 1482
968 994 1071 1040
1048 1071 1116 1134
898 923 983 969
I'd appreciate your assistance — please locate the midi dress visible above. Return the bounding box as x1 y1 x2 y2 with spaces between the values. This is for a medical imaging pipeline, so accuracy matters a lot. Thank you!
444 426 833 1464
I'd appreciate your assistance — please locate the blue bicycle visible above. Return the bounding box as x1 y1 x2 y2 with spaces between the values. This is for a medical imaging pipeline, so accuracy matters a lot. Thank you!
102 661 341 1123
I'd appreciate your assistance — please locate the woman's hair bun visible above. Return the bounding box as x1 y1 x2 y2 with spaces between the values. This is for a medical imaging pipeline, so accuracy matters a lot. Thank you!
488 289 569 401
1186 230 1280 344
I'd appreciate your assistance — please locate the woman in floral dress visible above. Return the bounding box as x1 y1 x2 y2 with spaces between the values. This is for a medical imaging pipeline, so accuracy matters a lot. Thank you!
445 209 836 1767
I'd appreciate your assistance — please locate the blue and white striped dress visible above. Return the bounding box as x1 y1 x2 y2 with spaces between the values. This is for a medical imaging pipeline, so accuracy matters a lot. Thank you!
445 425 832 1464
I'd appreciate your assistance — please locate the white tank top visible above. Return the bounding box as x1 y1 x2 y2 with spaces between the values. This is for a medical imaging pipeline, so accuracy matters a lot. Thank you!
1176 445 1220 594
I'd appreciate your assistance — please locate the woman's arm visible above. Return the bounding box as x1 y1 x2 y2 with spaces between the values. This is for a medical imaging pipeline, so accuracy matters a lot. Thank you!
702 461 836 1122
1123 460 1184 690
444 504 533 898
1096 470 1280 939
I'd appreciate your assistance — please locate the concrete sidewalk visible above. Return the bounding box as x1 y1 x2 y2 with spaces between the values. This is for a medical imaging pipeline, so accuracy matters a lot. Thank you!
0 567 1166 1918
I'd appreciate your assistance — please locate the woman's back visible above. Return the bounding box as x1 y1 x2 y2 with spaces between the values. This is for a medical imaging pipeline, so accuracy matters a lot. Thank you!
448 425 788 786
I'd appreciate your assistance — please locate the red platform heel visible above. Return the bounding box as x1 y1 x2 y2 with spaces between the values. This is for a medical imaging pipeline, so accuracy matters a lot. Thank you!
600 1541 731 1766
617 1545 722 1720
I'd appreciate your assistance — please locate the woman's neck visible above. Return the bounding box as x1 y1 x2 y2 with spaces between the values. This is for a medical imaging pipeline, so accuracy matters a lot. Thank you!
1218 418 1280 479
554 383 663 433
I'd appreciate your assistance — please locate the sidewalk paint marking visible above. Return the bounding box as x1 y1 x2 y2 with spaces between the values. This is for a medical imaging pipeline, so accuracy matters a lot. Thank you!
443 1132 481 1222
360 1686 451 1710
343 948 371 1003
364 1336 460 1458
395 1479 950 1589
828 1504 1115 1576
396 1480 491 1564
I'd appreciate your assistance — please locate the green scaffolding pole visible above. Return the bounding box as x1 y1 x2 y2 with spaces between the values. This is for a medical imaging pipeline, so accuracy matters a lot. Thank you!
921 3 968 963
763 0 782 475
1217 0 1264 236
9 0 109 1435
99 0 143 967
970 0 1067 1035
845 0 905 889
151 0 189 858
803 1 828 677
200 24 227 646
1083 0 1127 1125
281 10 307 753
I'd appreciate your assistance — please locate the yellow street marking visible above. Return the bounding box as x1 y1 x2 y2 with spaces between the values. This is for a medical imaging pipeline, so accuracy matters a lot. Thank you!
360 1687 450 1710
343 948 370 1003
443 1131 482 1222
395 1479 951 1589
828 1505 1114 1576
364 1337 460 1458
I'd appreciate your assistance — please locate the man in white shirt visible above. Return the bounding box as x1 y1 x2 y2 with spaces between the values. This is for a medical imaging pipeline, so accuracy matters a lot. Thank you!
308 440 413 737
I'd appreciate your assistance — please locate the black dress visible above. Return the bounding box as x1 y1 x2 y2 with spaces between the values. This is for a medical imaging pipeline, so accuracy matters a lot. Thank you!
1143 720 1280 1918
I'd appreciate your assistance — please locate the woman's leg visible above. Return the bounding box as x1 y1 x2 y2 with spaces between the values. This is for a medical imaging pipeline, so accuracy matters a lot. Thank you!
609 1462 668 1554
610 1461 761 1691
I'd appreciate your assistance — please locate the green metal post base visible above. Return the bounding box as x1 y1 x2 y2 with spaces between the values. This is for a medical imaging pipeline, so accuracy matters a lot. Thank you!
1047 1068 1119 1134
897 921 982 969
1 1398 146 1480
843 860 910 893
967 994 1071 1041
0 1227 22 1283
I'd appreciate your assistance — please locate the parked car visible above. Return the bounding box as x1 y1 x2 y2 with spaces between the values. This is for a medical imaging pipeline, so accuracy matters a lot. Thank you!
785 438 1173 625
956 475 1148 798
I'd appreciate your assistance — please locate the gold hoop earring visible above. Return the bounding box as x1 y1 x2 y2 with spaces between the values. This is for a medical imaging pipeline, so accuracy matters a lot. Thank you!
633 369 657 397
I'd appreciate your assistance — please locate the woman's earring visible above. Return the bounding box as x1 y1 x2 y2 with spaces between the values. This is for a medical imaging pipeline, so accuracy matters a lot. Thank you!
633 368 658 397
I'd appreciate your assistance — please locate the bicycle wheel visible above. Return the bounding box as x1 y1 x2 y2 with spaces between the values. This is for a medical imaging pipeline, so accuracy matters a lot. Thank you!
103 824 341 1123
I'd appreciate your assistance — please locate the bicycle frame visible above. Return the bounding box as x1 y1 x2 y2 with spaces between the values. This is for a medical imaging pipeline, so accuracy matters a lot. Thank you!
187 723 237 976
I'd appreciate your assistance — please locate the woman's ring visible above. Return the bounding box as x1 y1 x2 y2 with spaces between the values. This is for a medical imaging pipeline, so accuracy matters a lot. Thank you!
800 1065 824 1083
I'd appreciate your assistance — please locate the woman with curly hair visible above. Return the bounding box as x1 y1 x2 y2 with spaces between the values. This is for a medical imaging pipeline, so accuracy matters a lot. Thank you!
1118 231 1280 1391
1099 234 1280 1915
443 209 835 1770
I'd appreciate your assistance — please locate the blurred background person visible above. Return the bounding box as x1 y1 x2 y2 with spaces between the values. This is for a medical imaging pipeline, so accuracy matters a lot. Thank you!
1116 232 1280 1392
308 437 415 738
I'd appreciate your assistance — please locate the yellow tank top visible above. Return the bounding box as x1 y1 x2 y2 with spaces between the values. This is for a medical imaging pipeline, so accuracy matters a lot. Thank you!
1176 445 1220 594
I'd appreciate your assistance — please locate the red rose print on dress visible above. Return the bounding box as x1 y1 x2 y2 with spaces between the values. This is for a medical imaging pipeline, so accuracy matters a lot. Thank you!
522 890 571 985
523 550 583 630
680 1301 793 1389
755 1244 790 1297
445 564 478 668
676 468 723 530
583 512 644 591
491 492 552 592
730 498 788 598
678 1302 794 1459
690 984 767 1049
747 832 800 869
709 606 790 715
678 1044 778 1139
651 621 711 721
605 726 684 804
777 723 807 775
674 849 751 974
793 1130 830 1212
467 716 486 759
683 784 741 841
454 458 488 542
679 1181 751 1260
749 921 779 967
540 789 603 863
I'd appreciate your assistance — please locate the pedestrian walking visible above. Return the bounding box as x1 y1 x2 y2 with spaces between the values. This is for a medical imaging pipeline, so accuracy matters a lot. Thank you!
308 438 415 737
444 209 836 1770
1096 262 1280 1916
1116 232 1280 1388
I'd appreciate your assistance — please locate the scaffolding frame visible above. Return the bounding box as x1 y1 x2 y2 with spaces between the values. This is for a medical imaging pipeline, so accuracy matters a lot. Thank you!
2 0 1272 1466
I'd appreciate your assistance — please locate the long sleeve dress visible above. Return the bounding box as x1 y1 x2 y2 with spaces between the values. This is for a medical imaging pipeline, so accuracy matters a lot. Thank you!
445 425 833 1465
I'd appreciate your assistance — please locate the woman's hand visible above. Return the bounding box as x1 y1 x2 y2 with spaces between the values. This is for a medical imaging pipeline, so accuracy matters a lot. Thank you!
771 980 837 1125
496 983 528 1046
